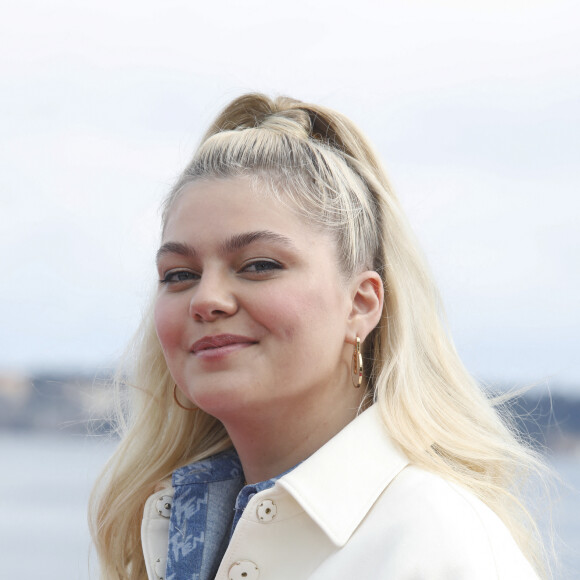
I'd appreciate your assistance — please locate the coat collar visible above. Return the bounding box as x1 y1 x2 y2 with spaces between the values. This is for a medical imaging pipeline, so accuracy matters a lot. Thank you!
277 404 409 547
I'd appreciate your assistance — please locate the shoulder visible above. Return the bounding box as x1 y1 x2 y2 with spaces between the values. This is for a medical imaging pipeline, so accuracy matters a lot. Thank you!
382 465 501 534
359 465 538 578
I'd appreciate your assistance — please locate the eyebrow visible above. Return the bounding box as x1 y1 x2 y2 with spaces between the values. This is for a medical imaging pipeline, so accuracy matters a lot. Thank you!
156 230 297 264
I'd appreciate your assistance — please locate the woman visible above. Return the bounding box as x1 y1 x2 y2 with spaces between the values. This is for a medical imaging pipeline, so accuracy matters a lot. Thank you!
90 94 549 579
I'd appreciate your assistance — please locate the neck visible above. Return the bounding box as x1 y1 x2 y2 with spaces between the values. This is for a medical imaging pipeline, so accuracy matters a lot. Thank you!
221 382 365 485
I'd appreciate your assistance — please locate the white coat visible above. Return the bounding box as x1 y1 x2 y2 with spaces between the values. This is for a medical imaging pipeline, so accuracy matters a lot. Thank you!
141 405 539 579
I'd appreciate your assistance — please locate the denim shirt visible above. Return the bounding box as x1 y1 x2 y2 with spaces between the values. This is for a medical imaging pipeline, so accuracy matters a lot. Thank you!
166 448 292 580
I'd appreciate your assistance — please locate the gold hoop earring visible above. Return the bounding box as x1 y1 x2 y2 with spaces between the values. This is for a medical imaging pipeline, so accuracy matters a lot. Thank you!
352 337 363 388
173 384 197 411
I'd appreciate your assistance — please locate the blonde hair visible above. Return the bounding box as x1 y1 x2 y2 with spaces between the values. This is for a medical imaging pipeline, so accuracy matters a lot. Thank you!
90 94 551 579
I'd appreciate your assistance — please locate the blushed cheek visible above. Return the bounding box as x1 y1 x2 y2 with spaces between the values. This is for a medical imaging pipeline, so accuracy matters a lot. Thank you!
265 292 323 341
153 299 179 353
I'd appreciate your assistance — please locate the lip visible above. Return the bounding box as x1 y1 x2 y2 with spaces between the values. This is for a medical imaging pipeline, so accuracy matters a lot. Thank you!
191 334 258 354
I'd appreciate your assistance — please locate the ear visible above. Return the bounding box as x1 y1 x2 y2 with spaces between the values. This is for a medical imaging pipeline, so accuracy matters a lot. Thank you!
346 270 384 343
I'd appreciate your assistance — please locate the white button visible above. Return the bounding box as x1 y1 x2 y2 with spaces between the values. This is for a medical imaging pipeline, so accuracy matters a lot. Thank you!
155 495 172 518
228 560 260 580
256 499 277 522
154 556 167 579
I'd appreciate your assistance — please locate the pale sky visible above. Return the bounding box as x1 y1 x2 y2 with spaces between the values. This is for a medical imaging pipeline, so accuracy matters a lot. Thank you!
1 0 578 391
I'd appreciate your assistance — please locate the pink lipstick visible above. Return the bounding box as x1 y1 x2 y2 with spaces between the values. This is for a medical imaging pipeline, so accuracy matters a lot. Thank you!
191 334 257 359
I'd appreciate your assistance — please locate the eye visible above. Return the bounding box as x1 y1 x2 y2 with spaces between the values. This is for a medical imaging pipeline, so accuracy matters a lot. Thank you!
241 260 282 274
159 269 199 285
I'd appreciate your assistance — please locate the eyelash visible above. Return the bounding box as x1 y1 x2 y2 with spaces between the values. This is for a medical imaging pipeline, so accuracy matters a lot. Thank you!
159 260 282 285
242 259 282 274
159 270 199 285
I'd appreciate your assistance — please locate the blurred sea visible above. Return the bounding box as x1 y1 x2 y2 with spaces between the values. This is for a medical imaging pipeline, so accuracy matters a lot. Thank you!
0 433 578 579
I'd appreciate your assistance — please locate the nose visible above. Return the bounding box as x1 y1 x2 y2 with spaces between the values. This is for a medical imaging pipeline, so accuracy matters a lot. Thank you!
189 270 238 322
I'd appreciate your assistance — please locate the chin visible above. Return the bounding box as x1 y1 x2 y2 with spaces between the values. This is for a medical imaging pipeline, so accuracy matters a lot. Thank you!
187 380 260 417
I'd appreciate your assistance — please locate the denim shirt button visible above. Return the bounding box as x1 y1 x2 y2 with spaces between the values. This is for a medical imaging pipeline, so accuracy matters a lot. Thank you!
256 499 277 522
228 560 259 579
155 495 173 518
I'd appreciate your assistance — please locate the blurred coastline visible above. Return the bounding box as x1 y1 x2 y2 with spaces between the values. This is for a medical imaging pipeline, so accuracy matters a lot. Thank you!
2 369 579 456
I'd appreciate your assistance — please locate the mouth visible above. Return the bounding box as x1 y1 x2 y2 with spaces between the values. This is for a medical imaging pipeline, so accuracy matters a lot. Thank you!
191 334 258 356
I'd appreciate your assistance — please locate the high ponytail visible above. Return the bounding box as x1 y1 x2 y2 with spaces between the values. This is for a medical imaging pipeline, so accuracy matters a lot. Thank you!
201 94 390 185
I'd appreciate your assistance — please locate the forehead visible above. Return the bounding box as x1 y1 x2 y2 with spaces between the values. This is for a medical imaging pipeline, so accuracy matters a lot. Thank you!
163 177 328 246
164 177 294 231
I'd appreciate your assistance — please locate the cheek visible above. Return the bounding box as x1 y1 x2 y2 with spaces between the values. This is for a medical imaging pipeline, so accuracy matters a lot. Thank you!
249 289 305 340
256 284 341 341
154 297 183 352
